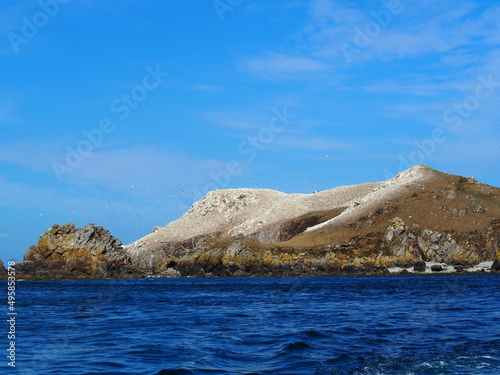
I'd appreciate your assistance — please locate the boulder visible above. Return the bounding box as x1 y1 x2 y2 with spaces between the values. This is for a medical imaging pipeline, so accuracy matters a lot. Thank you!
413 260 426 272
431 264 443 272
385 217 406 242
491 259 500 272
454 264 464 272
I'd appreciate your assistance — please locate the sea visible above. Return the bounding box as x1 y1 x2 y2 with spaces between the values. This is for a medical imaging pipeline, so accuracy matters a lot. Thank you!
4 274 500 375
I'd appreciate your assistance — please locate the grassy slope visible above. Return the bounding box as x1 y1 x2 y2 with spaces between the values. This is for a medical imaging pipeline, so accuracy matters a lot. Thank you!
263 172 499 252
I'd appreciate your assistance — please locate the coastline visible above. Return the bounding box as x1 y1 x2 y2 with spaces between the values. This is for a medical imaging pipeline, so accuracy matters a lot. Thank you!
5 166 499 282
2 260 497 282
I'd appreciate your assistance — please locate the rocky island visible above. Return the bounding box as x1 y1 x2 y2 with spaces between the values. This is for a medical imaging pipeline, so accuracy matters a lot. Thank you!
4 165 500 280
13 223 143 280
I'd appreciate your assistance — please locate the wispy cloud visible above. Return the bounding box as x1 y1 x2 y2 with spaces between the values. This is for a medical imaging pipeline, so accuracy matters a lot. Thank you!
0 139 62 171
0 174 166 236
306 0 500 63
190 84 224 93
0 97 18 125
439 52 483 68
362 81 446 96
242 0 500 80
242 52 330 78
0 140 227 191
202 110 269 130
64 146 226 189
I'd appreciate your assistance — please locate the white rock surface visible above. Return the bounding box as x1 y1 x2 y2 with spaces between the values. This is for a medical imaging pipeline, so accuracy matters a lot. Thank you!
305 165 436 233
125 165 438 258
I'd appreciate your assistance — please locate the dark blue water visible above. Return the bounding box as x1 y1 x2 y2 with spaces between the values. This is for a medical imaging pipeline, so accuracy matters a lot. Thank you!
4 274 500 374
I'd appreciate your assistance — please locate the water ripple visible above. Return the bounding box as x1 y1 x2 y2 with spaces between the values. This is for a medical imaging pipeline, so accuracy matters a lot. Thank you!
7 274 500 374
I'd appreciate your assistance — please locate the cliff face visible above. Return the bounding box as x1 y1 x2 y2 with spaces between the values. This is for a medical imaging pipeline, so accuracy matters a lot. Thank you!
489 219 500 271
17 223 144 280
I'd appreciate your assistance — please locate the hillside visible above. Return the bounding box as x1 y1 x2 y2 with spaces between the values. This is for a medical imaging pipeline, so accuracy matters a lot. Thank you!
123 165 500 276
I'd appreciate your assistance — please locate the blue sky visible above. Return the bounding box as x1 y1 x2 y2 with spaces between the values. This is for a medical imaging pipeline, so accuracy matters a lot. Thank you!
1 0 499 262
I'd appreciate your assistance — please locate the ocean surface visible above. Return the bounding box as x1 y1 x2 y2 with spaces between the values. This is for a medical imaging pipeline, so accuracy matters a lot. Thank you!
5 274 500 374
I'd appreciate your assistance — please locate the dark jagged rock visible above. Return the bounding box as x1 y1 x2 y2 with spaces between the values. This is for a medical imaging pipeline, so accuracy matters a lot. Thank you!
454 264 464 272
492 260 500 272
17 223 145 280
488 220 500 272
0 260 7 280
413 261 426 272
431 264 443 272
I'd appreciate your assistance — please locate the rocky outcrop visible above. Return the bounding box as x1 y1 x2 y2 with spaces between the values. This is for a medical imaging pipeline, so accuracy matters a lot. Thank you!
488 220 500 257
17 223 145 280
413 260 426 272
148 236 390 277
383 217 491 266
0 260 7 280
488 220 500 272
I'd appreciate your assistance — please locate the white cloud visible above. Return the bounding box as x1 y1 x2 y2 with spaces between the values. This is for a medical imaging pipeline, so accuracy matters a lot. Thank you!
239 0 500 86
362 81 446 96
0 139 62 171
190 84 224 93
202 110 267 130
440 53 483 68
242 52 330 78
64 146 226 189
305 0 500 63
0 140 228 192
